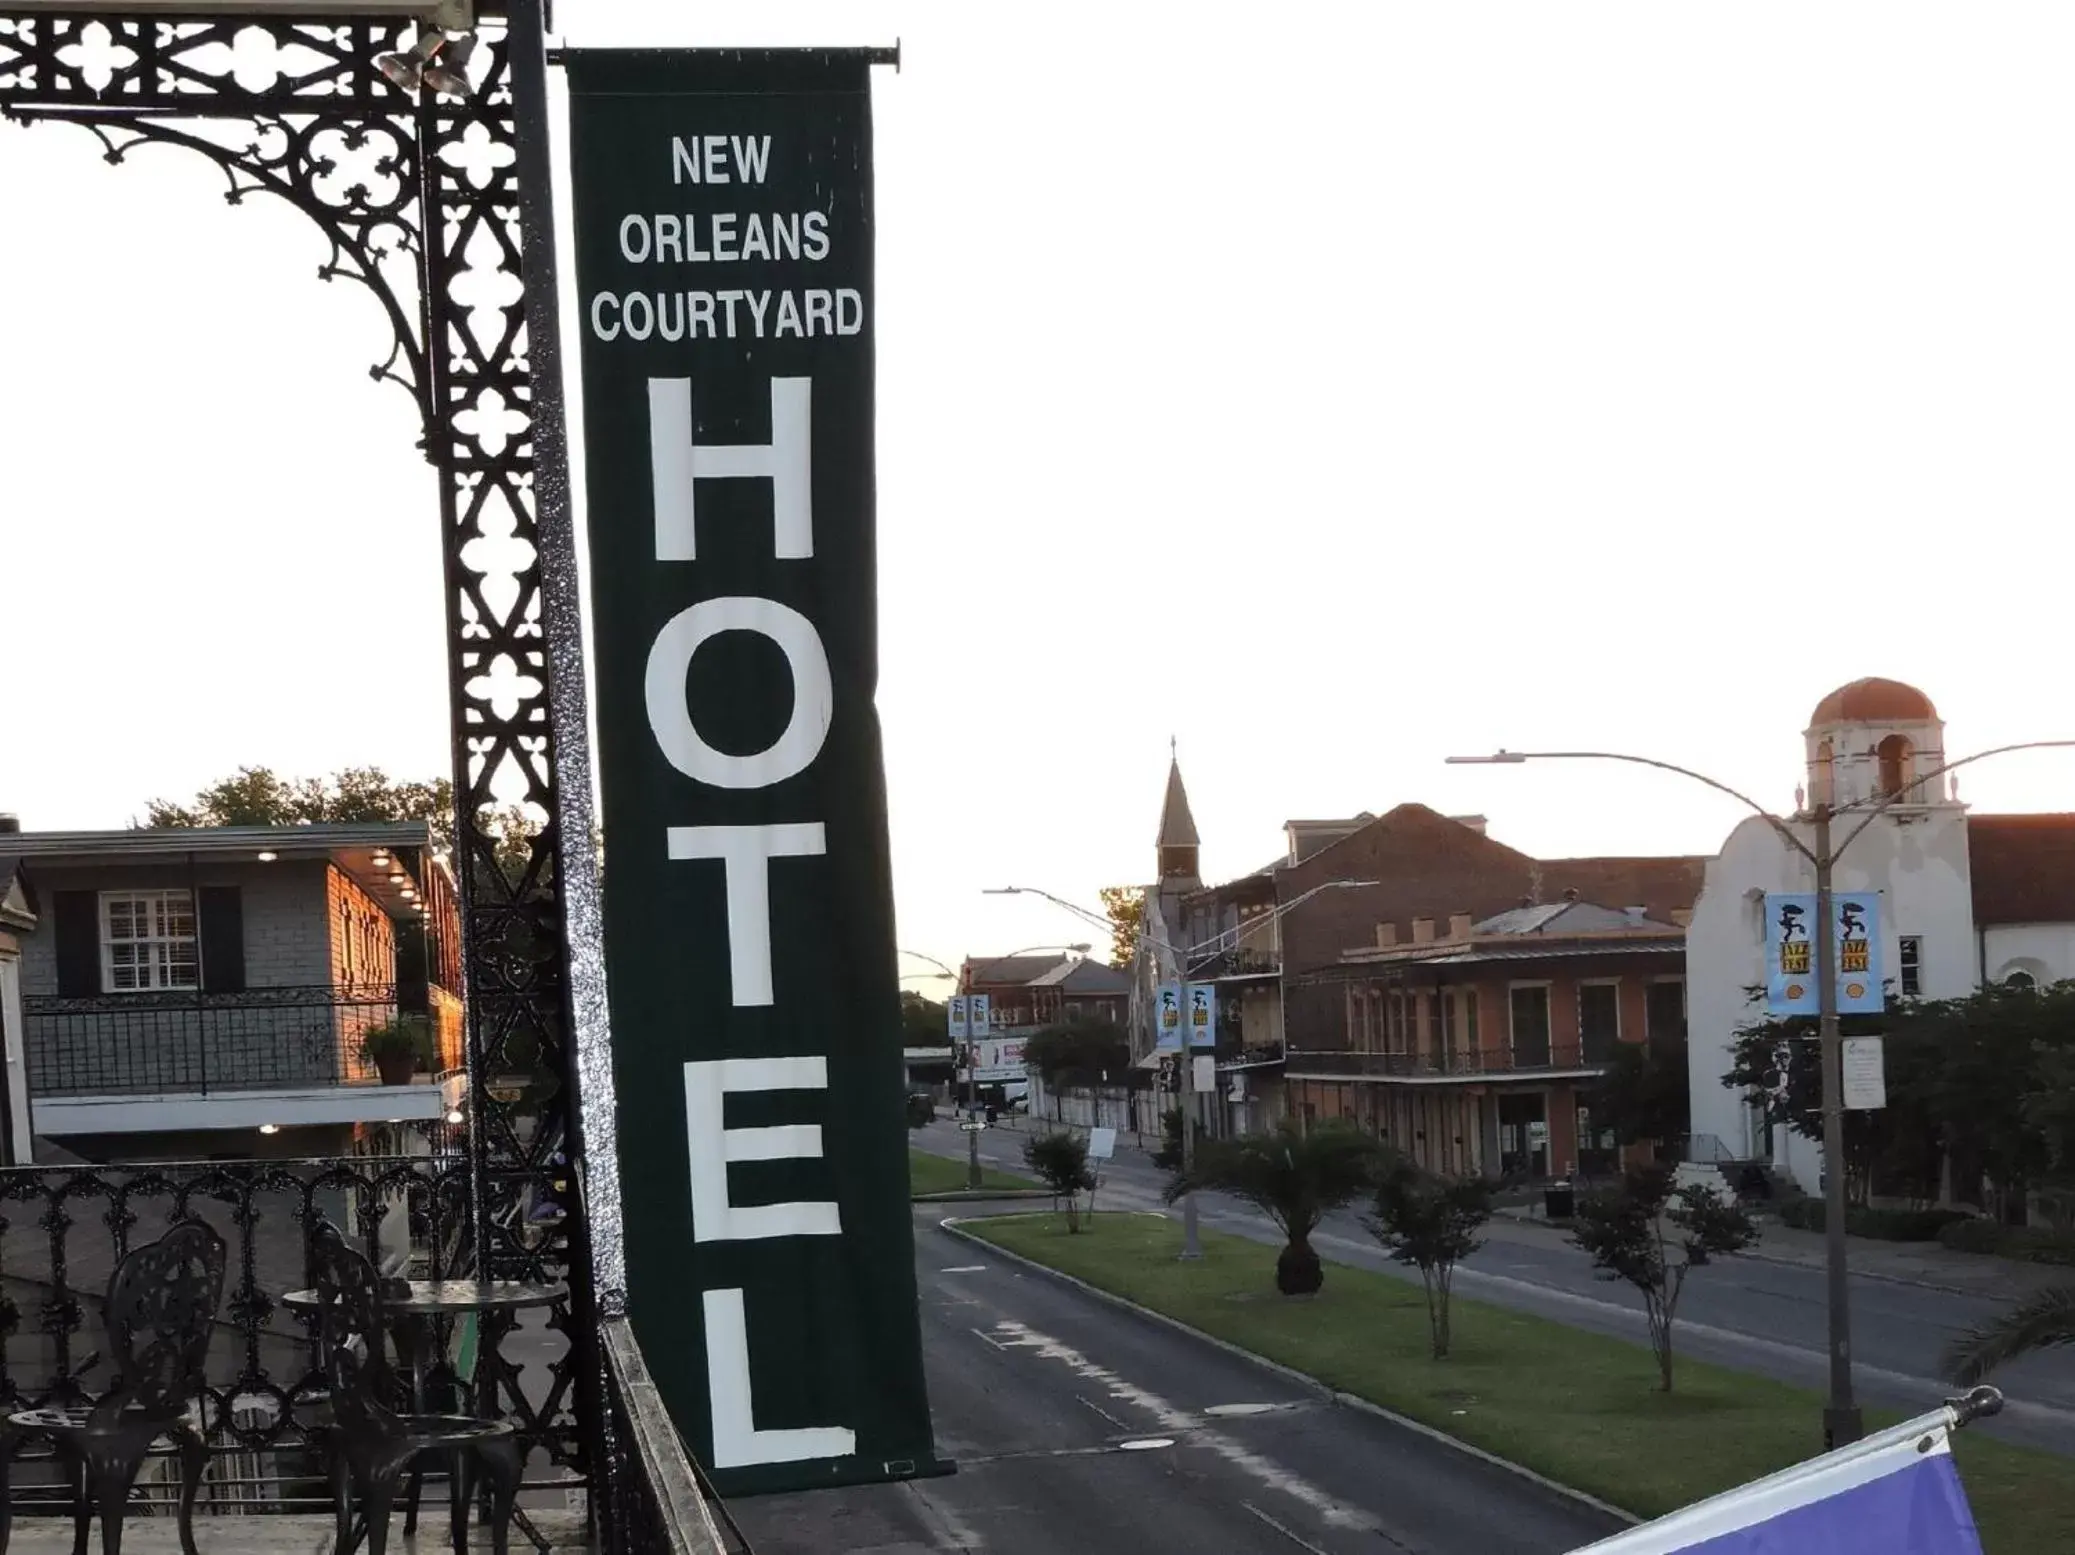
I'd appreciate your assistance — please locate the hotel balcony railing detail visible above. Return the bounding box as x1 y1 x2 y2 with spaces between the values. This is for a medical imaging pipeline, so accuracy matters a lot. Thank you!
1285 1039 1622 1080
22 982 464 1096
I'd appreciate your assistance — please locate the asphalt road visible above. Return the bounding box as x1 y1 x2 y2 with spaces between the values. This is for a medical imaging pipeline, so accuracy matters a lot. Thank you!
912 1119 2075 1456
732 1211 1625 1555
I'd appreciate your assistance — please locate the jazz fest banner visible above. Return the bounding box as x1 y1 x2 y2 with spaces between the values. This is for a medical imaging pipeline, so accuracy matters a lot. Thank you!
566 47 941 1496
1764 891 1885 1017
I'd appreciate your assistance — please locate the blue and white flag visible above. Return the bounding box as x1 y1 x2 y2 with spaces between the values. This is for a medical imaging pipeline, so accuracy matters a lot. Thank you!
1569 1396 1991 1554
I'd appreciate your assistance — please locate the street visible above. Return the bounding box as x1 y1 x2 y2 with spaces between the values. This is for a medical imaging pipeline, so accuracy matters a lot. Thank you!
910 1118 2075 1456
732 1210 1624 1555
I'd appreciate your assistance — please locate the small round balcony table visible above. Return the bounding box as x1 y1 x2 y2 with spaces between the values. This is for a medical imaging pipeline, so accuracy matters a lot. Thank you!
284 1278 568 1554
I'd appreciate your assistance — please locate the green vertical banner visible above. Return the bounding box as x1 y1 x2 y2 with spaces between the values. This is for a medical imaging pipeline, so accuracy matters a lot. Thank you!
564 48 943 1497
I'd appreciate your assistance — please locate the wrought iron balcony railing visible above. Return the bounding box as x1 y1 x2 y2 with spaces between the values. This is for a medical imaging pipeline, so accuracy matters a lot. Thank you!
0 1154 738 1553
23 982 465 1097
0 1154 579 1522
1284 1041 1620 1080
1188 947 1281 980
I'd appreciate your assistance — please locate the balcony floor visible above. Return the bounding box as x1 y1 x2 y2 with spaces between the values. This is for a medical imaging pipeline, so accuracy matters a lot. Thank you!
3 1511 592 1554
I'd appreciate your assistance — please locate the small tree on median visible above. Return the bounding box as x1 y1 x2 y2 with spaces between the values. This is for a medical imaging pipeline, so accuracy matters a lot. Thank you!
1364 1162 1493 1359
1024 1130 1097 1231
1570 1166 1758 1392
1163 1120 1380 1296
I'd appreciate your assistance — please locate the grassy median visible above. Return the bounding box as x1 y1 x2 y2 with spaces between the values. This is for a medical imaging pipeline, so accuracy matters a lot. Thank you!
960 1212 2071 1553
908 1149 1039 1196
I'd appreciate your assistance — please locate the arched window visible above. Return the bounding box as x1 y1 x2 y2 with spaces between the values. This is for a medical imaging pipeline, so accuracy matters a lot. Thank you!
1812 738 1835 806
1877 734 1914 800
2005 970 2037 992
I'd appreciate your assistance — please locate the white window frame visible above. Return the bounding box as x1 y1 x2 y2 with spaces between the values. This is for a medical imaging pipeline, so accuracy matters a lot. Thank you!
100 889 199 993
1897 935 1922 998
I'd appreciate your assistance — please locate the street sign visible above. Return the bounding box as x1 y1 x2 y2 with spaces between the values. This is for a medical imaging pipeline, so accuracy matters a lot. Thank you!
1088 1127 1117 1160
958 1121 987 1133
1843 1036 1887 1110
1191 1055 1217 1094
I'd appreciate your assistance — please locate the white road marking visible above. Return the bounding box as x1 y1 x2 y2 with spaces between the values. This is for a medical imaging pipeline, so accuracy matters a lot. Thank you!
990 1320 1381 1533
1118 1437 1175 1451
1241 1501 1333 1555
1076 1394 1127 1428
969 1327 1012 1352
941 1265 988 1274
1205 1403 1282 1418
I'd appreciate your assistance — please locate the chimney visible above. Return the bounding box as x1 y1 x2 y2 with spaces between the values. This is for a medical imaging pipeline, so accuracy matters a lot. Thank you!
1376 922 1398 948
1624 905 1648 921
1448 912 1473 940
1411 916 1435 945
0 814 18 834
1562 887 1581 903
1671 908 1693 928
1449 814 1489 836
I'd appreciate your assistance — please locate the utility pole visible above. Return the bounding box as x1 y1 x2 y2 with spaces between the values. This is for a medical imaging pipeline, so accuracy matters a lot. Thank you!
965 1031 983 1191
1178 1037 1202 1259
1812 803 1861 1448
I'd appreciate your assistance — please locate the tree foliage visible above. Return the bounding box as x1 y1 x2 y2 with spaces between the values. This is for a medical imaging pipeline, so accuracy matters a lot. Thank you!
1164 1120 1381 1295
1022 1017 1131 1088
1023 1130 1098 1231
1151 1104 1206 1171
1098 885 1145 970
1724 982 2075 1214
140 764 560 891
1582 1040 1689 1153
1365 1162 1492 1358
900 991 949 1050
1570 1166 1758 1392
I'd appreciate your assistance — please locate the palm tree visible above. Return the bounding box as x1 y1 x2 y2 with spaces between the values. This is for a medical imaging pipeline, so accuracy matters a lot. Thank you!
1944 1285 2075 1386
1162 1119 1383 1295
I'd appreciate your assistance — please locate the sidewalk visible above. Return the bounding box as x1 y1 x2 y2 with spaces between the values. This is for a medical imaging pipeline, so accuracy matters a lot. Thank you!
1499 1201 2069 1298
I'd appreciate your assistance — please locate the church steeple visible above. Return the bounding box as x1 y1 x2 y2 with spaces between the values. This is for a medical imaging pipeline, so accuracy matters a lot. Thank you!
1157 741 1200 887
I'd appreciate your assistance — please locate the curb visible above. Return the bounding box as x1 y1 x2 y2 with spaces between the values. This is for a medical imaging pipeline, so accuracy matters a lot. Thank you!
1496 1210 1992 1300
911 1188 1055 1204
938 1214 1642 1532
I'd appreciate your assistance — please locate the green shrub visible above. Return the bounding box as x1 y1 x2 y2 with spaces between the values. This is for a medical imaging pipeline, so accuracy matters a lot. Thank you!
1773 1199 1967 1241
1936 1218 2075 1266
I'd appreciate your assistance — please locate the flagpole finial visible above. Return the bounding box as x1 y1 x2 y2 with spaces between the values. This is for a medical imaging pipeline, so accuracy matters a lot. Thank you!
1948 1385 2003 1429
1170 734 1177 759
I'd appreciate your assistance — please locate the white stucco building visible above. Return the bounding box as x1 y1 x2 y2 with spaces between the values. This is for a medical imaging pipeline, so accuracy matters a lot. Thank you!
1685 678 2075 1190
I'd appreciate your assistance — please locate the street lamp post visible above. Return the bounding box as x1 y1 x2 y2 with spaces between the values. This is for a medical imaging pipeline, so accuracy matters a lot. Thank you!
1449 738 2075 1449
904 943 1088 1190
987 879 1377 1262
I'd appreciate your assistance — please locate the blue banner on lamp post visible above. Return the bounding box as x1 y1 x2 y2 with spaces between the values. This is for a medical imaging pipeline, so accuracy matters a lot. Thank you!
1765 892 1884 1017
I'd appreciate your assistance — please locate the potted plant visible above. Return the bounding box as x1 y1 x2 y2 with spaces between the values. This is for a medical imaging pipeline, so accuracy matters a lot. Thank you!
361 1015 436 1086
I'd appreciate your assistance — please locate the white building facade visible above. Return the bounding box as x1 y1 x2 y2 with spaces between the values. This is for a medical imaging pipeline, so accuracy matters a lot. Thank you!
1685 678 2075 1191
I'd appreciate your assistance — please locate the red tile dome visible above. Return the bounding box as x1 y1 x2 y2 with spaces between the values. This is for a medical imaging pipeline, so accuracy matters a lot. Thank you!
1809 678 1938 726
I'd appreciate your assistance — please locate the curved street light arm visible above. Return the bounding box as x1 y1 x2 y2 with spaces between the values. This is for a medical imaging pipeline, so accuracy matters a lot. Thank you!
1830 740 2075 861
1455 750 1817 865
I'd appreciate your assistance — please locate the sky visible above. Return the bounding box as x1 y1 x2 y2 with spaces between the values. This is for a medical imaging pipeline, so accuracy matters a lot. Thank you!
4 3 2075 982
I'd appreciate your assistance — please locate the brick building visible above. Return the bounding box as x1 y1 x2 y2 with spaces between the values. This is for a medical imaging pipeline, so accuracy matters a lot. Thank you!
1127 757 1705 1146
0 820 464 1162
1285 898 1687 1181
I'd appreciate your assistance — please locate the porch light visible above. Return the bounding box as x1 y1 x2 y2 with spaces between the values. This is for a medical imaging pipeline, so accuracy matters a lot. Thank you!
446 1109 465 1124
390 872 407 885
376 25 478 100
256 851 278 862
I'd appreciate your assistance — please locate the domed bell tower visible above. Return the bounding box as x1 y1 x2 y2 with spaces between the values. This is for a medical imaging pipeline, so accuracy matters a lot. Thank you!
1803 677 1952 812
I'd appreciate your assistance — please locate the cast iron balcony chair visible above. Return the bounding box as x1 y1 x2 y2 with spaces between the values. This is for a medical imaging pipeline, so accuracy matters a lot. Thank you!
307 1220 522 1555
0 1220 227 1555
